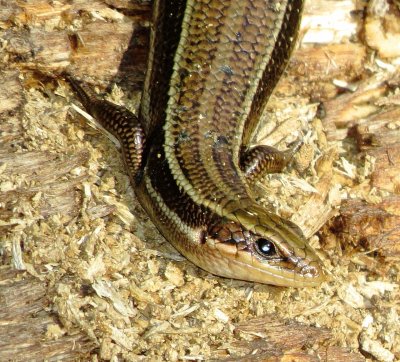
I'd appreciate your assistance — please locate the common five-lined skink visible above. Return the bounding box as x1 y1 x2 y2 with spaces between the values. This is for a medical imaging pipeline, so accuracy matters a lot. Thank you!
66 0 325 286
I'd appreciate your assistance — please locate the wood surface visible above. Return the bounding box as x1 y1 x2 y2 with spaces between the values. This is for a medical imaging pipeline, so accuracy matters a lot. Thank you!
0 0 398 361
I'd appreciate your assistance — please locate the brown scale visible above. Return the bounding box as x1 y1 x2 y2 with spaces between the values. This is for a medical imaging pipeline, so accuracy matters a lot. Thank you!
207 219 284 261
208 220 252 251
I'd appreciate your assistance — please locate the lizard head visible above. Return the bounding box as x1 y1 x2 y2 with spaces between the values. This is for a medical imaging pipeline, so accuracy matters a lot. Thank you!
201 207 326 287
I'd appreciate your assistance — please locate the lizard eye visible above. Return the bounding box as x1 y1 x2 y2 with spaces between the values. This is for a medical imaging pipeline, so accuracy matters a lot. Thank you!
255 238 277 257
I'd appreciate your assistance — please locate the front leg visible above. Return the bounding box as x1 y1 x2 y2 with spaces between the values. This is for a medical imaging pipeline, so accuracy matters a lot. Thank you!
240 140 303 182
64 75 146 184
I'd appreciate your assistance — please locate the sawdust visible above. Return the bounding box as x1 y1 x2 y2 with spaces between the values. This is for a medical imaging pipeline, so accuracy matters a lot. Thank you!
0 73 396 361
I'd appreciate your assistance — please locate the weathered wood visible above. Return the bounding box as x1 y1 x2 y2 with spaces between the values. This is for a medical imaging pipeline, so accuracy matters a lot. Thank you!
282 43 367 100
3 0 150 84
214 315 365 362
1 0 399 361
0 266 94 361
0 71 113 235
354 103 400 194
334 197 400 258
320 66 400 259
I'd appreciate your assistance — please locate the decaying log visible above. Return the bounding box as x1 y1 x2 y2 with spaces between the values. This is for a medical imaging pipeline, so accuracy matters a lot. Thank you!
334 197 400 258
1 0 399 361
320 68 400 261
0 266 94 361
222 315 364 362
